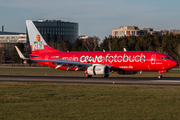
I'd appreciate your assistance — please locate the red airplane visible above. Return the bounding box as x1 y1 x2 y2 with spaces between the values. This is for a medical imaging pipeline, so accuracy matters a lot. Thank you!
16 20 178 79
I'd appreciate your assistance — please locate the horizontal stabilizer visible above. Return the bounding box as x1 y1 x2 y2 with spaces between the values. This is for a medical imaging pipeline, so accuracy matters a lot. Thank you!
8 52 38 57
15 46 30 60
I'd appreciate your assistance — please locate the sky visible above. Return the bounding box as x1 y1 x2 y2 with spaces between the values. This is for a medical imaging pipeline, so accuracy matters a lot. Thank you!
0 0 180 41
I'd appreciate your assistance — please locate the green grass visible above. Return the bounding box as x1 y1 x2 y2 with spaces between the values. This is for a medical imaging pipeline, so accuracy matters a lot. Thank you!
0 67 85 76
1 82 180 119
0 67 179 77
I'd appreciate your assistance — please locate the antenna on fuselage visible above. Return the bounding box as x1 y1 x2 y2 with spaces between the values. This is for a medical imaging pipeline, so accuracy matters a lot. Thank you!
123 48 127 51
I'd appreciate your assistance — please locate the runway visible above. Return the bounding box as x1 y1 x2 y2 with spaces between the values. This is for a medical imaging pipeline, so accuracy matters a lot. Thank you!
0 75 180 85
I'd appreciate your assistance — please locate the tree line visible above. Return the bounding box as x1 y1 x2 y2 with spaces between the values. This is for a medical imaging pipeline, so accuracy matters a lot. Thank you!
70 34 180 67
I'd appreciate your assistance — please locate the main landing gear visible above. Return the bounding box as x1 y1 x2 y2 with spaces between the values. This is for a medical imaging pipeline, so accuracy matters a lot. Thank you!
104 74 109 78
84 72 109 78
84 73 92 78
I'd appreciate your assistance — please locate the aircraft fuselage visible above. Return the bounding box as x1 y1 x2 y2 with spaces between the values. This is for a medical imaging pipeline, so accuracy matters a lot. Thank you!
31 51 177 72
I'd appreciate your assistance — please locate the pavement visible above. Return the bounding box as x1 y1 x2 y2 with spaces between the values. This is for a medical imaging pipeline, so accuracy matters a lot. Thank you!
0 75 180 85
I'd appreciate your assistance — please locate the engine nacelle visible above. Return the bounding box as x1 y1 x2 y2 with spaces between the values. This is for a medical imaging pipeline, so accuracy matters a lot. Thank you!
117 71 138 75
87 65 110 75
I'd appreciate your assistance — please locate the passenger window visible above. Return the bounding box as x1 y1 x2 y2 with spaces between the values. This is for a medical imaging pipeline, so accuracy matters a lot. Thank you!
161 57 171 60
161 57 165 60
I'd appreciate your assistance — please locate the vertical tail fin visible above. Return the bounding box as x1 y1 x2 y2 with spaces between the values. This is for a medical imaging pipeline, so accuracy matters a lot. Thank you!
26 20 61 54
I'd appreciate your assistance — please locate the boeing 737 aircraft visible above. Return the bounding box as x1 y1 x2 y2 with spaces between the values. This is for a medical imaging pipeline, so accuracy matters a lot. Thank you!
16 20 178 79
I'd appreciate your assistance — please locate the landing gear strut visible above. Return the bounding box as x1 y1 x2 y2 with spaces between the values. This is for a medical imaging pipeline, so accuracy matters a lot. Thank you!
158 74 162 79
158 70 167 79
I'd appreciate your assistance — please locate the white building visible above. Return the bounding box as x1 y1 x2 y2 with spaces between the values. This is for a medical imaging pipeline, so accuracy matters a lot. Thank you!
0 33 26 43
0 31 28 62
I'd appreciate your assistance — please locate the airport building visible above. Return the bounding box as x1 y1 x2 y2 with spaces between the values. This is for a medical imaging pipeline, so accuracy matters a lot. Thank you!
0 30 28 62
0 31 27 52
0 32 26 43
112 26 162 37
32 20 78 45
78 35 89 40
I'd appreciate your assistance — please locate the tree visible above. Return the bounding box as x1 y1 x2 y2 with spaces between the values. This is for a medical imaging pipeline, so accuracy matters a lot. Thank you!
127 36 137 51
170 29 180 35
60 39 70 52
111 37 120 51
99 37 110 51
99 33 180 67
119 36 128 51
71 39 83 51
108 38 112 51
83 36 100 51
135 41 141 51
0 48 4 63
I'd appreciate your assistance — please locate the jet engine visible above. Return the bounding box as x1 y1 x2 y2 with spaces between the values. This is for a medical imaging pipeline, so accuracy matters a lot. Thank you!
117 71 138 75
87 65 110 75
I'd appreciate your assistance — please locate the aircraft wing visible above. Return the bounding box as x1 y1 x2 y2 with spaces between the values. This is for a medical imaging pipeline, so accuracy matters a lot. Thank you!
32 59 92 66
31 59 92 70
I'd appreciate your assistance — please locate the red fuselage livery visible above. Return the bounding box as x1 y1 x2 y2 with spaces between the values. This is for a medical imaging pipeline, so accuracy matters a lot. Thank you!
31 50 176 72
16 20 178 79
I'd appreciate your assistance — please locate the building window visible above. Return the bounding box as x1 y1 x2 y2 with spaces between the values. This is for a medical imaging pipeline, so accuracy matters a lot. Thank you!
118 31 120 36
125 31 127 35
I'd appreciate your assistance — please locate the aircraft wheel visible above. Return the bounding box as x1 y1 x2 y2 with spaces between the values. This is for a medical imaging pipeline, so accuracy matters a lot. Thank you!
158 75 162 79
104 74 109 78
85 73 92 78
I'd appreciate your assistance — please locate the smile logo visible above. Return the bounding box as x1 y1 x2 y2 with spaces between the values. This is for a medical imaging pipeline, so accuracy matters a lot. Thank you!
32 34 44 51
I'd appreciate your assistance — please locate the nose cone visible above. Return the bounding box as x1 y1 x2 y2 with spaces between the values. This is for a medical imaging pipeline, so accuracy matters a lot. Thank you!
169 60 178 69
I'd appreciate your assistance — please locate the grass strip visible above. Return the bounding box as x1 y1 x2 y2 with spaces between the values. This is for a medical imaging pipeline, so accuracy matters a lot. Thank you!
0 82 180 119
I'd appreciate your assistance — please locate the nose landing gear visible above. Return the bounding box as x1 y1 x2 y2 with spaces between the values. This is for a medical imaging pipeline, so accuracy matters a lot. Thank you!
158 74 162 79
158 70 167 79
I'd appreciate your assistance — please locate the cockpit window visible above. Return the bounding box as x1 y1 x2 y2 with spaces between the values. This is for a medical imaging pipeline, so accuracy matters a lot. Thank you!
161 57 171 60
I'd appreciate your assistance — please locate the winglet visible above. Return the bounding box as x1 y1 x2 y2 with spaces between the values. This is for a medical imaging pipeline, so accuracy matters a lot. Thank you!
15 46 28 60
